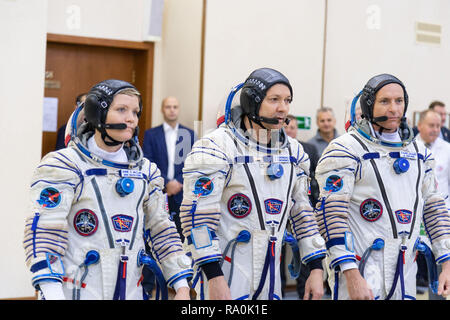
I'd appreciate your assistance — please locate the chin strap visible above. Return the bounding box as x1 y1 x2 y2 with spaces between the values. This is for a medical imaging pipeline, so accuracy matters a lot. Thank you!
98 123 139 147
365 115 410 140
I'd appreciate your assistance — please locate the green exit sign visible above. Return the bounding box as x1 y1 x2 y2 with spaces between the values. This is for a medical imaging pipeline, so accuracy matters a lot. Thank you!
296 116 311 130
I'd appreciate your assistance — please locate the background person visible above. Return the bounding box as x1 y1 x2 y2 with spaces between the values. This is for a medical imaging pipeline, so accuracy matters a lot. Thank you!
307 107 339 155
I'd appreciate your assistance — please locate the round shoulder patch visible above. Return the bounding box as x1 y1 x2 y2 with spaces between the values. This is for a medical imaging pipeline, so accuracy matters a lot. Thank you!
74 209 98 236
324 175 343 193
360 199 383 222
193 177 214 197
37 187 62 209
227 193 252 219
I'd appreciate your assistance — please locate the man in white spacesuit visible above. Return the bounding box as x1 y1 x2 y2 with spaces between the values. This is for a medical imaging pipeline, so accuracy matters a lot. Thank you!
23 79 192 300
315 73 450 300
180 68 327 300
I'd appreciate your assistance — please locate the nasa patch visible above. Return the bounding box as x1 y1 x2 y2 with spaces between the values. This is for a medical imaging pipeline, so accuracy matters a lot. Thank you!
324 175 343 193
74 209 98 236
395 209 412 224
264 198 283 215
360 199 383 222
193 177 214 197
111 215 134 232
228 193 252 219
37 187 62 209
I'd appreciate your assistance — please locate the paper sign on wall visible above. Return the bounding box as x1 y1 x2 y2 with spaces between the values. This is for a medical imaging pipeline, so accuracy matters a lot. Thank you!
43 97 58 132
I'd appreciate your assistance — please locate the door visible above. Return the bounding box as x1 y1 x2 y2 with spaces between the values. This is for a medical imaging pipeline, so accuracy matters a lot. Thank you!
42 34 154 157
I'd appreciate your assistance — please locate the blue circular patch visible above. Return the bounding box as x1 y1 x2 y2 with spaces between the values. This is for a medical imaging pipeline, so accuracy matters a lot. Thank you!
228 193 252 219
360 199 383 222
74 209 98 236
38 187 62 208
193 177 214 197
324 175 343 193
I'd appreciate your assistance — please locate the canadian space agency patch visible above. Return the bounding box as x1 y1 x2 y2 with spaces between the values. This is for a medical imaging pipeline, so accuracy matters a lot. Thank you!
360 199 383 222
37 187 62 208
395 209 412 224
324 175 343 193
228 193 252 219
74 209 98 236
264 198 283 215
111 215 134 232
193 177 214 197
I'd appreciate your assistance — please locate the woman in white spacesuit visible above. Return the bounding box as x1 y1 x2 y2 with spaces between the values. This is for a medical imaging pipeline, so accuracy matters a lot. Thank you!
23 79 192 300
180 68 327 300
315 74 450 300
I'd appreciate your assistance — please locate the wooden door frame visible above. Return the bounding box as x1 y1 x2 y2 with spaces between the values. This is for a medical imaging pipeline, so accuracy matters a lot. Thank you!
46 33 154 144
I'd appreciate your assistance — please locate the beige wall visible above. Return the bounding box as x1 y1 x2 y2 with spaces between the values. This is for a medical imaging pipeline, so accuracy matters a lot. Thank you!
323 0 450 136
0 0 48 299
47 0 148 41
201 0 325 140
151 0 203 131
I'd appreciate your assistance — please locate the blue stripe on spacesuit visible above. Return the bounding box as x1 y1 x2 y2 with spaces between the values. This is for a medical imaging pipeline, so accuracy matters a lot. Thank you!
290 209 314 217
202 137 227 153
423 198 450 243
158 247 184 261
152 231 183 248
194 254 222 266
147 187 161 198
302 249 327 263
152 228 178 250
166 269 194 287
333 142 351 151
31 179 76 189
54 153 83 173
193 146 230 160
33 153 86 201
330 255 356 268
24 239 67 256
189 150 228 162
25 248 62 262
320 147 360 163
436 253 450 264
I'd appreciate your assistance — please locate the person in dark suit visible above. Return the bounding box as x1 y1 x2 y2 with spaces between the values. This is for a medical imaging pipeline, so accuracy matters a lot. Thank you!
55 93 87 150
142 96 196 241
141 96 196 297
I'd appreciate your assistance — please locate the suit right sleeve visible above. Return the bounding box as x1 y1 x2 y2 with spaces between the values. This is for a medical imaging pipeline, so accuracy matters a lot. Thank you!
314 138 361 270
180 135 231 268
23 151 83 288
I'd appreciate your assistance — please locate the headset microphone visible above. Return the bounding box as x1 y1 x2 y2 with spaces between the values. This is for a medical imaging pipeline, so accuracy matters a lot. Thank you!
103 123 128 130
372 116 388 123
251 115 289 125
258 116 280 125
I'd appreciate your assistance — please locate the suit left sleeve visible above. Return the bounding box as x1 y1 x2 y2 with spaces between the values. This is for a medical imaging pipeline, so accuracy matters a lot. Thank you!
143 162 193 286
421 148 450 264
289 142 327 266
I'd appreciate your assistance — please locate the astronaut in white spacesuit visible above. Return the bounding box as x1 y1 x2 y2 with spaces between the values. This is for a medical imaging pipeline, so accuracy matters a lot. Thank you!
23 79 192 300
315 74 450 300
180 68 327 300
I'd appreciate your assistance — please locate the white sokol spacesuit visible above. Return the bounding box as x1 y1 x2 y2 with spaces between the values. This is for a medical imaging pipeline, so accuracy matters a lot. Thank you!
180 69 326 300
23 80 192 300
315 74 450 300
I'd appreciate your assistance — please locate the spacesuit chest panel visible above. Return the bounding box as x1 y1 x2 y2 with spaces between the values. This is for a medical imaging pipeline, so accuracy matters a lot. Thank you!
68 161 148 252
350 134 424 239
221 138 295 235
